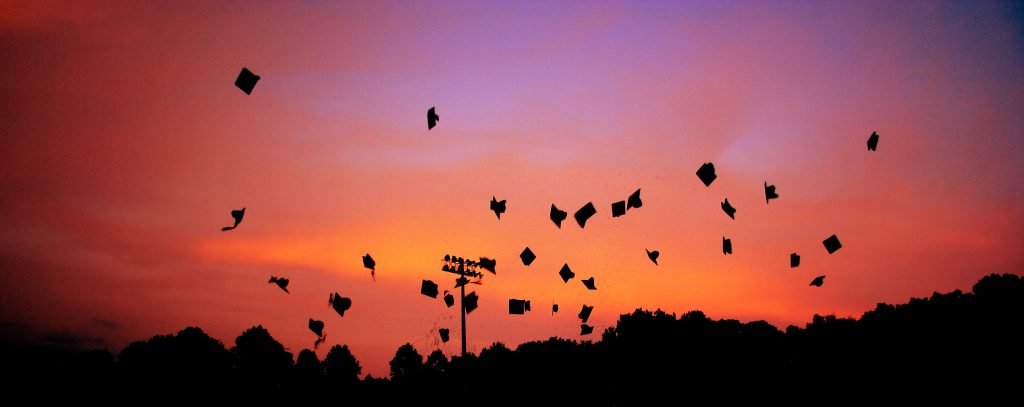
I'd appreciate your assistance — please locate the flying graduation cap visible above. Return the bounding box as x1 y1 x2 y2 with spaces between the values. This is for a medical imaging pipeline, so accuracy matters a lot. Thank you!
520 247 536 266
867 131 879 151
696 163 717 187
611 201 627 217
221 208 245 231
578 305 593 323
765 182 779 203
646 249 659 265
558 263 575 283
574 202 597 228
268 276 289 293
464 292 479 314
329 293 352 317
362 254 376 281
235 67 260 95
723 237 733 255
478 257 497 274
627 188 643 210
552 303 558 314
580 324 594 335
490 197 506 220
444 291 455 307
550 204 568 228
421 280 439 298
721 199 737 219
428 107 439 130
581 277 597 290
454 276 470 288
810 275 826 287
438 328 450 343
308 318 325 347
509 299 531 315
823 234 842 254
790 253 800 268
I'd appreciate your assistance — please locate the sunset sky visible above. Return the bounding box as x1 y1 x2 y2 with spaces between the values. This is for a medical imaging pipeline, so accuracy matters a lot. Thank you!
1 0 1022 376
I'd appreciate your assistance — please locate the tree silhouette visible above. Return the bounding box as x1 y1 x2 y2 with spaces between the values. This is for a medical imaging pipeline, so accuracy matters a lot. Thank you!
117 327 232 394
232 325 292 391
389 343 423 384
323 344 361 387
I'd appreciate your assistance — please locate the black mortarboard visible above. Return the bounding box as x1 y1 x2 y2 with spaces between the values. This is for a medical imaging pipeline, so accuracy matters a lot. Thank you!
580 324 594 335
582 277 597 290
867 131 879 151
810 275 825 287
559 263 575 283
721 199 736 220
790 253 800 268
421 280 439 298
578 305 593 323
235 68 260 95
308 318 324 337
550 204 568 228
525 300 531 312
454 276 469 288
362 254 375 270
490 196 506 220
696 163 717 187
439 328 450 343
646 249 659 265
464 292 479 314
221 208 245 231
611 201 627 217
765 182 779 203
823 235 842 254
329 293 352 317
444 291 455 307
574 202 597 228
723 237 733 255
478 257 497 274
627 188 643 210
520 247 536 266
509 299 529 315
428 107 439 130
268 276 289 293
552 304 558 314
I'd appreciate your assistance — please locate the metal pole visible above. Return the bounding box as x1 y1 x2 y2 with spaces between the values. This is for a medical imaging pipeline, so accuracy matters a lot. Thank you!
460 283 467 356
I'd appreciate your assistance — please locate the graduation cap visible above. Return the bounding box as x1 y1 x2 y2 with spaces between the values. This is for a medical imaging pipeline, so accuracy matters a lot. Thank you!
611 201 627 217
438 328 450 343
558 263 575 283
444 291 455 307
867 131 879 151
627 188 643 210
509 299 530 315
268 276 289 293
490 196 506 220
454 276 469 288
235 67 260 95
823 234 842 254
723 237 733 255
765 182 779 203
810 275 826 287
428 107 439 130
362 253 376 281
550 204 568 228
308 318 325 338
574 202 597 228
578 305 593 323
552 304 559 314
643 249 659 264
696 163 717 187
221 208 245 231
478 257 497 274
721 199 736 219
464 292 479 314
580 324 594 335
520 247 536 266
421 280 439 298
581 277 597 290
329 293 352 317
790 253 800 268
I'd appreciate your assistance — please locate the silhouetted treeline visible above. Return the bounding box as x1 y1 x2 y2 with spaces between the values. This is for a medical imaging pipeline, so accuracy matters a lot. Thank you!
4 274 1021 403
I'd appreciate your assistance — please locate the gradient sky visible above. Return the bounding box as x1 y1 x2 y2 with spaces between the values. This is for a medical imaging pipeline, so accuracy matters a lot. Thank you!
2 0 1022 377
